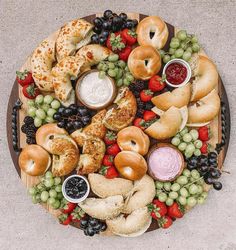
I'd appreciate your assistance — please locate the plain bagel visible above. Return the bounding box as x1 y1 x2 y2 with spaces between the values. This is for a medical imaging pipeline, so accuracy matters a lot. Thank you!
18 145 51 176
117 126 150 156
128 45 161 80
136 16 169 49
114 151 147 181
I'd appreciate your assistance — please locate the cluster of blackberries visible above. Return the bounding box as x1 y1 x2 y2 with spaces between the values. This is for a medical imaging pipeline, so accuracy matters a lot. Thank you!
187 152 222 190
91 10 138 45
216 101 227 153
80 216 107 236
21 116 38 144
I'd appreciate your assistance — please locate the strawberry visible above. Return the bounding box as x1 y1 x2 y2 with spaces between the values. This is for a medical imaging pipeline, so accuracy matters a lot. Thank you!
61 202 77 214
121 29 137 46
143 110 157 121
58 213 72 225
16 70 34 86
99 165 119 179
198 126 210 141
118 46 132 61
106 32 126 52
158 215 173 229
133 118 145 130
147 199 167 220
148 75 166 92
102 155 114 166
71 207 85 223
200 142 210 154
104 131 117 145
140 89 153 102
167 202 184 219
106 143 121 156
22 84 40 99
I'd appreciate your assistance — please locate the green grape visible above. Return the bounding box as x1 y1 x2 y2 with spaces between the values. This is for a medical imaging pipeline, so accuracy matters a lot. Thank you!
183 169 191 177
171 183 181 192
180 41 187 50
32 195 38 204
177 30 187 41
190 177 195 182
54 177 61 185
44 95 54 104
108 62 115 69
186 47 193 53
191 36 198 43
126 74 134 82
41 103 50 112
47 108 57 117
185 150 193 159
44 178 54 188
194 140 203 149
117 60 126 69
34 117 42 127
163 182 171 191
123 78 130 86
108 54 119 62
35 95 44 104
201 192 208 199
180 127 188 136
159 49 165 58
108 69 117 77
102 64 108 71
176 176 188 185
97 62 104 70
192 43 200 52
182 51 192 61
187 197 197 207
99 71 106 79
28 187 37 195
166 198 174 206
57 193 63 199
52 199 60 209
163 54 171 63
170 41 180 49
45 116 54 123
189 129 199 140
28 107 37 117
116 79 123 87
183 133 192 143
169 191 178 200
171 55 176 60
51 100 60 109
189 184 198 195
179 187 189 197
48 197 56 205
36 108 46 120
174 48 184 58
168 48 176 55
178 142 187 151
185 144 195 154
171 137 181 146
55 185 62 193
158 192 168 202
197 196 205 205
155 181 164 189
197 185 203 194
116 69 123 79
178 196 187 205
35 194 41 202
197 178 205 185
49 189 57 198
171 37 180 43
175 133 181 138
40 191 49 202
27 100 35 107
194 149 201 156
191 169 200 179
45 171 53 179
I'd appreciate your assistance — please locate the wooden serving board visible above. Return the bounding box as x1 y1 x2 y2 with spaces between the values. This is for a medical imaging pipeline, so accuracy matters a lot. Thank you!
6 13 231 234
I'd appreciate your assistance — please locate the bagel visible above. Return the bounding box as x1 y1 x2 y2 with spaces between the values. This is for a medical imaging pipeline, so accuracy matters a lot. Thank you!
189 55 218 102
136 16 169 49
128 45 161 80
114 151 147 181
103 87 137 131
106 207 151 237
145 106 182 139
188 89 220 124
117 126 150 156
52 55 85 106
78 195 124 220
31 38 56 92
88 173 133 198
122 174 155 214
151 83 191 110
18 145 51 176
56 19 93 61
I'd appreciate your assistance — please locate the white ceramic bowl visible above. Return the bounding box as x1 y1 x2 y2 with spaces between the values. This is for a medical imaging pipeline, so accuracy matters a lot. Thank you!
62 174 90 203
162 59 191 88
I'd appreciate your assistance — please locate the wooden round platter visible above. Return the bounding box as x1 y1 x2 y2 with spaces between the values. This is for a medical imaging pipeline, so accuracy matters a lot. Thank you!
6 13 231 234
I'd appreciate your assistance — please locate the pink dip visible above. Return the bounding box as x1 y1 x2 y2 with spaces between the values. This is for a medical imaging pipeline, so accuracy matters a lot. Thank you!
148 147 182 181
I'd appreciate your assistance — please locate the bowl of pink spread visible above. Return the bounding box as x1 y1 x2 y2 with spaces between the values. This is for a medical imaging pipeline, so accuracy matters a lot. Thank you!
147 143 184 182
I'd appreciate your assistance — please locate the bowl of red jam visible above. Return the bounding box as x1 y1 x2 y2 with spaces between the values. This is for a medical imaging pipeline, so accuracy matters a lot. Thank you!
163 59 191 88
62 175 90 203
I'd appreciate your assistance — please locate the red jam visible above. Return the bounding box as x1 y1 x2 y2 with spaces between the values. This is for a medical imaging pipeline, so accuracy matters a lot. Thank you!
165 62 187 85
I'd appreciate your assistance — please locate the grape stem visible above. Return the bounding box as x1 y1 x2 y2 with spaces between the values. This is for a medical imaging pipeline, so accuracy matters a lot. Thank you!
182 176 204 189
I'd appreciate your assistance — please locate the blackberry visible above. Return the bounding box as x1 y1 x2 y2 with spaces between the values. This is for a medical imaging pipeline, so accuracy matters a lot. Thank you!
129 83 136 92
21 124 28 133
136 98 145 109
23 116 34 124
26 131 36 137
133 91 140 98
26 137 36 144
28 124 37 131
134 80 146 91
145 102 153 110
136 109 144 118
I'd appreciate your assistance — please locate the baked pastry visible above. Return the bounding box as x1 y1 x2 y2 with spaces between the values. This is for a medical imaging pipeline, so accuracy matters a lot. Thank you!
52 55 85 106
187 89 220 124
114 151 147 181
117 126 150 156
78 195 124 220
31 38 55 92
151 83 191 111
50 137 79 176
136 16 169 49
145 106 182 140
88 173 133 198
189 55 218 102
18 145 51 176
106 207 152 237
127 45 161 80
122 175 155 214
56 19 93 61
103 87 137 131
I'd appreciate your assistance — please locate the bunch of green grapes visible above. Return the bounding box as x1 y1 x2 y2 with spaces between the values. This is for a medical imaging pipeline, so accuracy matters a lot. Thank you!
171 127 203 158
159 30 201 63
97 54 134 87
27 95 61 127
156 169 208 207
28 171 66 209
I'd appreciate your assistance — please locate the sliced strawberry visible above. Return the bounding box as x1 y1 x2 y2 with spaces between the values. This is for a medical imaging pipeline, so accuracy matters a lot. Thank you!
158 215 173 229
61 202 77 214
143 110 157 121
198 126 210 141
148 75 166 92
118 46 132 61
106 143 121 156
102 155 114 166
99 165 119 179
71 207 85 222
140 89 153 102
58 214 72 225
167 202 184 219
121 29 137 45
